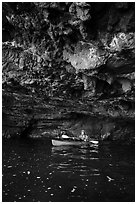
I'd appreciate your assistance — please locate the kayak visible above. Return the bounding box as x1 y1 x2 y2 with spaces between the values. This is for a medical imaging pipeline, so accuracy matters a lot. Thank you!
52 138 98 146
52 139 86 146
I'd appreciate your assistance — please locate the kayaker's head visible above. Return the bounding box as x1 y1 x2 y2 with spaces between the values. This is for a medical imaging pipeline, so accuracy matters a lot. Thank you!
61 130 66 135
81 130 85 135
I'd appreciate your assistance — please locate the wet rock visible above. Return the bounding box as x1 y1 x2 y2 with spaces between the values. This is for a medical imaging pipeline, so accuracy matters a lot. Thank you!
118 99 135 112
81 74 114 97
65 64 76 74
63 41 107 72
2 2 135 144
112 77 132 93
69 2 91 22
109 33 134 52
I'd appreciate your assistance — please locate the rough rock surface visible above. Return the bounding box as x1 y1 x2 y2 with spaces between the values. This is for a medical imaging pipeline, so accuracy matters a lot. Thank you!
2 2 135 144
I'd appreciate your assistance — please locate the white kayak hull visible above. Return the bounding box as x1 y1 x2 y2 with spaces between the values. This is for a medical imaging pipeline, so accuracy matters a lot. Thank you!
52 139 87 146
52 139 98 146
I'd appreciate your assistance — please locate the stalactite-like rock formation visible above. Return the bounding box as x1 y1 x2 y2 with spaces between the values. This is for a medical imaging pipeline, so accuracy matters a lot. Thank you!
2 2 135 143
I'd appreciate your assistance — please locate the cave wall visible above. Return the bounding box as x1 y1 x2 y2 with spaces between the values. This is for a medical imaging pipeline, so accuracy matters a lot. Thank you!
2 2 135 141
2 2 135 93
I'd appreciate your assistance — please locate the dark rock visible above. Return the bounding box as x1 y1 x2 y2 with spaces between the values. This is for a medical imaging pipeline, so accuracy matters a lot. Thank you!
2 2 135 144
112 77 132 93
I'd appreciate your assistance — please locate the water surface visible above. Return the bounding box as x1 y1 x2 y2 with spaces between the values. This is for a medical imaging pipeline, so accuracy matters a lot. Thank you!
2 138 135 202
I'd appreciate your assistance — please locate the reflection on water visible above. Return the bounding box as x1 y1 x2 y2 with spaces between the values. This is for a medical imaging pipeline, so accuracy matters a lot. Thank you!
2 138 134 202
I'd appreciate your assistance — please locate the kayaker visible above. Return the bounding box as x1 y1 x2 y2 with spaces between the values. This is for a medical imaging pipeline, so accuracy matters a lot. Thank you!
79 130 89 142
60 131 70 139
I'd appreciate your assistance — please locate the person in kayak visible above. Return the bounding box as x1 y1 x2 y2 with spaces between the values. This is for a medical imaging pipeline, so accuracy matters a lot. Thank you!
79 130 89 142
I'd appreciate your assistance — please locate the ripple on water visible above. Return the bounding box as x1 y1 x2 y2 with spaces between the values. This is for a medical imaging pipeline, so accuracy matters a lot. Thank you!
7 166 12 168
89 157 99 160
2 137 135 202
71 185 77 193
27 171 31 175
